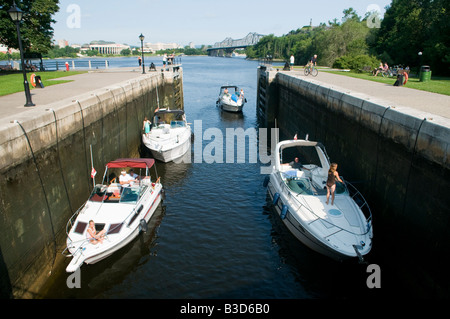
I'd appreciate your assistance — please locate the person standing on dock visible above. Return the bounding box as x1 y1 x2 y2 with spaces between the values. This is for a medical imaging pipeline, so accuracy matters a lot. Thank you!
163 54 167 70
290 54 295 71
138 56 142 67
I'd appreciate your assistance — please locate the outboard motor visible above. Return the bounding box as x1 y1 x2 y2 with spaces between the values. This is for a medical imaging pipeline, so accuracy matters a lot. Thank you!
139 219 148 233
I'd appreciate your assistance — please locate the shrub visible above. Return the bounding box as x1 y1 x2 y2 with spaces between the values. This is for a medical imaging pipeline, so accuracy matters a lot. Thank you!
333 54 380 72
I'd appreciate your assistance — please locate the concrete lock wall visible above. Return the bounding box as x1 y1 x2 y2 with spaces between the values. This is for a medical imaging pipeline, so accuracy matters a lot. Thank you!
0 70 183 298
257 68 450 267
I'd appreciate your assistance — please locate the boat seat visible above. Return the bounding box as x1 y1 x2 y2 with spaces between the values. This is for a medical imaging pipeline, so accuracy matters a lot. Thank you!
107 183 122 195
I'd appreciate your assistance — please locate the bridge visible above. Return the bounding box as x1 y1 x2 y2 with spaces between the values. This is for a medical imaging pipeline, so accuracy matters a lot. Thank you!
207 32 265 57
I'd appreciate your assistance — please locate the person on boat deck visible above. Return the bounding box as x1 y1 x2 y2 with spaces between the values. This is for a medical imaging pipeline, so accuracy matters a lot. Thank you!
87 220 106 244
289 157 303 169
119 170 134 187
129 169 139 183
326 163 343 205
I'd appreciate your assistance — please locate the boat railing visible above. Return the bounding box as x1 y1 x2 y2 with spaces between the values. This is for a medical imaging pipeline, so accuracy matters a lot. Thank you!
280 174 372 236
344 180 373 231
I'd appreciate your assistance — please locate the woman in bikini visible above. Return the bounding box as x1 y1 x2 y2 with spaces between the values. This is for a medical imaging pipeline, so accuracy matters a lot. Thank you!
326 163 343 205
87 220 106 244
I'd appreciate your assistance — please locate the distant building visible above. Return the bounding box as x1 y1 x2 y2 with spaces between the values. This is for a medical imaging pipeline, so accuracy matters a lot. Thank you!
82 43 131 55
57 39 69 48
143 42 182 53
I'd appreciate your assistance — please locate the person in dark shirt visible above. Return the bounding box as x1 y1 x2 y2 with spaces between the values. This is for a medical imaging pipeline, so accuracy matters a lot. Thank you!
310 54 318 67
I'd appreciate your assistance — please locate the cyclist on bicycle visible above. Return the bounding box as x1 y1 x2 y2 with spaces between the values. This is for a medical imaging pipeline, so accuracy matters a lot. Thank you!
310 55 318 68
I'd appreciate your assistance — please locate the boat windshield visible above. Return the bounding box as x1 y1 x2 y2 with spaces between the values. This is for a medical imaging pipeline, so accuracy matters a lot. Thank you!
287 178 314 195
88 184 145 204
170 120 186 128
120 186 140 203
89 184 107 202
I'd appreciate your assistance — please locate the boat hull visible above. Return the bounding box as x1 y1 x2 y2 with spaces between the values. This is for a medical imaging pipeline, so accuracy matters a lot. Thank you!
83 193 161 266
219 101 244 113
142 125 191 163
266 171 371 261
66 182 163 273
148 137 191 163
267 182 349 261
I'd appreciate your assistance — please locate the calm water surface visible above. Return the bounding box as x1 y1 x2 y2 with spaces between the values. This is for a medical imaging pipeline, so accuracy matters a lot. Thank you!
42 56 387 300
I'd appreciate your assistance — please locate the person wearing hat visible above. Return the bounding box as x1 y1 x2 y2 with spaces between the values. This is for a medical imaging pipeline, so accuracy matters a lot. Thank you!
119 170 133 187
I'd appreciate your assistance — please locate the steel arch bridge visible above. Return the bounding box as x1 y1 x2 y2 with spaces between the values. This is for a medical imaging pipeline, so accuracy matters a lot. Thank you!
207 32 265 56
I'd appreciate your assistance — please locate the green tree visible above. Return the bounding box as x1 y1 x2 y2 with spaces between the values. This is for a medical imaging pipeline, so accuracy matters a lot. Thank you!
373 0 450 75
120 48 131 56
0 0 59 54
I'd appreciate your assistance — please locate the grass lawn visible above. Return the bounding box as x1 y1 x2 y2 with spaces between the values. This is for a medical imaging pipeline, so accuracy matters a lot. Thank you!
326 70 450 96
0 71 87 96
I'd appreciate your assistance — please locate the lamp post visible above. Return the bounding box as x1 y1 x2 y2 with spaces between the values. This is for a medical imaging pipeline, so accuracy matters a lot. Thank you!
139 33 146 74
8 1 34 107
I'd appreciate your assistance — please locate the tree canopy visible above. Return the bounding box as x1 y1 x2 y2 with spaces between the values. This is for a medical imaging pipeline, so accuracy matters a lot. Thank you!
246 2 450 75
0 0 59 54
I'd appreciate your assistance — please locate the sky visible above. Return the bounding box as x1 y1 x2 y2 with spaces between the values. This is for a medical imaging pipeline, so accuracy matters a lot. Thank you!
52 0 392 47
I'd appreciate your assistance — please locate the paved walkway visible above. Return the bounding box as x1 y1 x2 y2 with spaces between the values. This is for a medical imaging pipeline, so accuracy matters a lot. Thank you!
0 67 158 128
2 66 449 128
280 69 450 120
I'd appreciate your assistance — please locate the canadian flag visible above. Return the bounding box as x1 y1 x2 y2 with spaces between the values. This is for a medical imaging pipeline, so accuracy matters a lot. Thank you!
91 168 97 178
294 134 297 140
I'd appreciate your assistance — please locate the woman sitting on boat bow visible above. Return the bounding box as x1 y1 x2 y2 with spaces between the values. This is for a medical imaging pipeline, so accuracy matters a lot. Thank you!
87 220 106 244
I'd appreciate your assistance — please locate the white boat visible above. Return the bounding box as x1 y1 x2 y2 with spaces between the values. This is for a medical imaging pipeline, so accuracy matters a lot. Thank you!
264 139 373 262
142 109 192 162
216 85 246 112
64 158 163 272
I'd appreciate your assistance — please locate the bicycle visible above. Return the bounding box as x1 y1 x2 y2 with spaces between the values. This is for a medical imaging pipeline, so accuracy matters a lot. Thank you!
304 63 318 77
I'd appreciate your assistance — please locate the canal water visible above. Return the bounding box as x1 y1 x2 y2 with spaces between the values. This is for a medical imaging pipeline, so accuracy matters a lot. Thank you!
42 56 391 300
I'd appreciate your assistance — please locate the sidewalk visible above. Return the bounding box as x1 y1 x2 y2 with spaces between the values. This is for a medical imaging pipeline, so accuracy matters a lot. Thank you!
0 67 156 127
282 70 450 120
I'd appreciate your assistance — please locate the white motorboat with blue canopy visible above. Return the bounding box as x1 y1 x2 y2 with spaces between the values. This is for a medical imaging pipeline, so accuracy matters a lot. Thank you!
64 158 163 272
216 85 246 112
264 139 373 262
142 108 191 162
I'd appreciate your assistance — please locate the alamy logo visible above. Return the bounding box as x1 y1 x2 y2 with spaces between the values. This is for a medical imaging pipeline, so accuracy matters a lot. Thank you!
366 4 382 29
366 264 381 288
174 121 278 175
66 4 81 29
66 268 81 289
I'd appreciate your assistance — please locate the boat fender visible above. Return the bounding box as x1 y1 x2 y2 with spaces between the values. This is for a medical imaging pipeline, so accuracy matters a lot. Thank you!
139 219 148 233
272 193 280 205
280 205 288 219
263 176 270 187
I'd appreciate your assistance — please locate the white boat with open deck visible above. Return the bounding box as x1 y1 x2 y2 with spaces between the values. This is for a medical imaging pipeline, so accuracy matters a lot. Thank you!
264 138 373 262
64 158 163 272
142 108 191 162
216 85 246 112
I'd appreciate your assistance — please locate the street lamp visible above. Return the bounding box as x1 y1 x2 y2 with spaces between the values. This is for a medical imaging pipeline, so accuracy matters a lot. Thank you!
139 33 146 74
8 1 34 107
